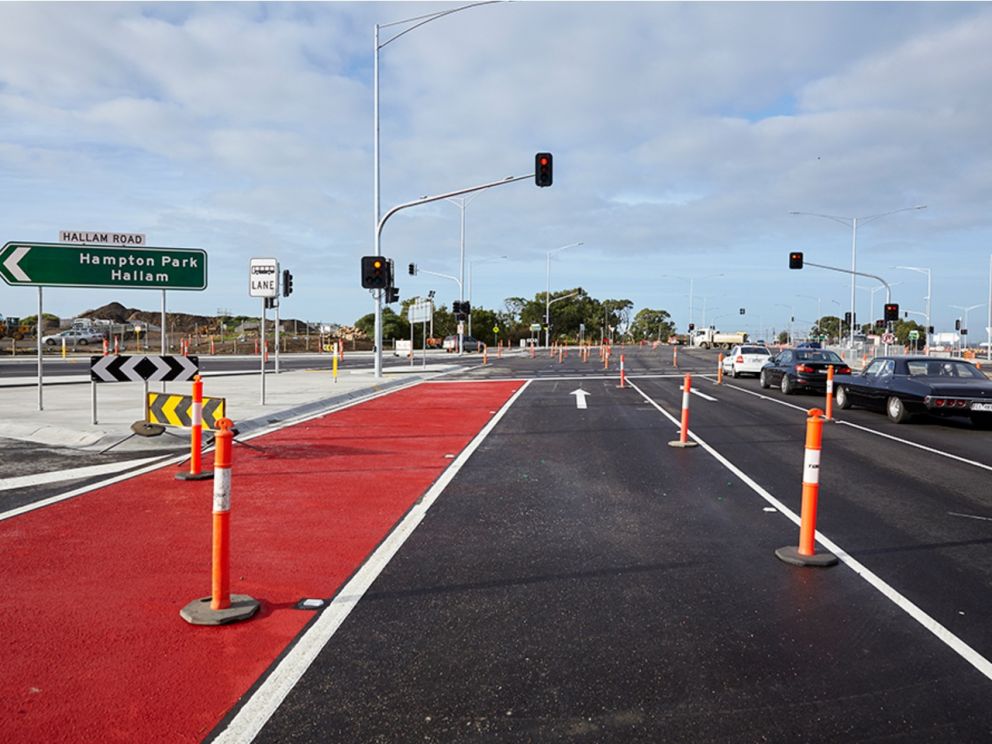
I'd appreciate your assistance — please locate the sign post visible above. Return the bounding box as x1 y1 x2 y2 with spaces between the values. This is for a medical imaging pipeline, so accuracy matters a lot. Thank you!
249 258 279 404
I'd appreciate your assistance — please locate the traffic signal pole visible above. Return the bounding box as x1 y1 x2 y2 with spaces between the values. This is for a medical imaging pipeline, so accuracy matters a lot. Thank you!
373 172 533 378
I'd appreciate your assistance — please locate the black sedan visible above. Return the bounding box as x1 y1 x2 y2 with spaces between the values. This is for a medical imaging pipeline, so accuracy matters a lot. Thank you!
759 348 851 394
833 356 992 425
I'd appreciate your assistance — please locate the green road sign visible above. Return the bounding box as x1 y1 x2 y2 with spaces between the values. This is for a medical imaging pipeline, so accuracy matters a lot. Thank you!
909 330 920 340
530 323 542 332
0 242 207 290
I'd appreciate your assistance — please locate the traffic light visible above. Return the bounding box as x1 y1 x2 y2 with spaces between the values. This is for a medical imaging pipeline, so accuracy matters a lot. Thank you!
462 301 471 314
386 287 399 304
282 269 293 297
688 323 695 331
535 152 553 187
883 303 898 322
955 319 961 331
361 256 390 289
452 301 463 314
789 252 804 269
739 308 746 315
844 312 851 327
928 325 934 334
409 263 417 276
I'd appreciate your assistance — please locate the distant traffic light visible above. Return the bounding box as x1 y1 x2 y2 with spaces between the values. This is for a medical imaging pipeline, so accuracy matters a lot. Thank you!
928 325 934 334
739 308 746 315
282 269 293 297
409 263 417 276
535 152 553 187
955 318 961 331
789 252 804 269
883 303 898 322
361 255 390 289
386 287 399 304
844 312 851 326
688 323 695 331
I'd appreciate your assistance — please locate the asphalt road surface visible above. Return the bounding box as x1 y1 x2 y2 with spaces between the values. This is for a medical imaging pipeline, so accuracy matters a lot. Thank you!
4 344 992 742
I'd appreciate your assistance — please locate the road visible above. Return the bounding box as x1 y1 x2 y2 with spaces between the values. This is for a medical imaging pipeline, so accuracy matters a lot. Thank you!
3 344 992 742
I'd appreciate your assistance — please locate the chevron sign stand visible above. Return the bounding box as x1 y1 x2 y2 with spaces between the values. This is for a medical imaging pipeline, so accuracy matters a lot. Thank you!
88 355 201 428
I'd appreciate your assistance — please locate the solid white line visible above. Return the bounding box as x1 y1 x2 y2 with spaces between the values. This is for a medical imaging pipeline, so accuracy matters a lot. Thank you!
947 511 992 522
213 379 533 743
690 388 717 402
627 380 992 685
716 379 992 474
0 456 167 492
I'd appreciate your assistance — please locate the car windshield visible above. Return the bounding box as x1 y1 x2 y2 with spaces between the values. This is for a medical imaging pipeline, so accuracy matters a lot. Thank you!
795 350 843 363
740 346 769 355
906 360 987 379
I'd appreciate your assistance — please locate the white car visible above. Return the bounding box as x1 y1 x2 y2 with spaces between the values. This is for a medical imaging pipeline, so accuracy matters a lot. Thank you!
721 344 771 378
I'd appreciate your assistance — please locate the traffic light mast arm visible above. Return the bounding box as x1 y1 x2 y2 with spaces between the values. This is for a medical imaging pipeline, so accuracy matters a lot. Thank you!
417 267 462 293
803 260 892 305
375 172 533 251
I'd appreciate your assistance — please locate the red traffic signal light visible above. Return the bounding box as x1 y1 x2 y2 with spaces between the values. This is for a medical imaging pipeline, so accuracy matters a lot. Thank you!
535 152 553 187
883 303 899 322
789 252 804 269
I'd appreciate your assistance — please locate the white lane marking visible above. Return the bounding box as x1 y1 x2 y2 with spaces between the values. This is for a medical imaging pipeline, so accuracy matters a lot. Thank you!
947 512 992 522
571 388 590 409
0 456 167 492
628 380 992 685
214 379 533 743
691 388 717 402
715 380 992 474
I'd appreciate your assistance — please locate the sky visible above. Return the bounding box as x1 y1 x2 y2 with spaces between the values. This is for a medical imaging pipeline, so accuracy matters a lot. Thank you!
0 1 990 340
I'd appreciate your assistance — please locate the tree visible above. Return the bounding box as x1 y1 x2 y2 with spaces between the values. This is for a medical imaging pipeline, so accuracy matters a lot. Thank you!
354 307 409 340
630 308 676 341
777 330 790 344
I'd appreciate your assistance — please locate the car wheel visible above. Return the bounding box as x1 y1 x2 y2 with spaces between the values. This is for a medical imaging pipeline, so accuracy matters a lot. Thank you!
835 385 851 410
780 374 794 395
886 396 911 424
45 339 55 346
78 339 88 346
759 370 771 389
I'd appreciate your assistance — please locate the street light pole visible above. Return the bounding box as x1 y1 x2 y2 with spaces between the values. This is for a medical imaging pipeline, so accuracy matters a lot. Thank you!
791 204 926 348
372 1 503 378
951 303 985 357
545 241 583 347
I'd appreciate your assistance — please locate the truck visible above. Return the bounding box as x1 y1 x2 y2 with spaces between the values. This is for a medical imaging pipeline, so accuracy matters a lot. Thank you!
0 314 28 340
690 328 748 350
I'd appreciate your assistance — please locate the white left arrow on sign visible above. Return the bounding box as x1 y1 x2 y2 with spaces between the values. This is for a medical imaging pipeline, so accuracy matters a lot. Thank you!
3 246 31 281
571 388 590 410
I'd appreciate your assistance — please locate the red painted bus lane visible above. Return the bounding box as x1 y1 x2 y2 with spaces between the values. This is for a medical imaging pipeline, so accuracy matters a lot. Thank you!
0 381 521 743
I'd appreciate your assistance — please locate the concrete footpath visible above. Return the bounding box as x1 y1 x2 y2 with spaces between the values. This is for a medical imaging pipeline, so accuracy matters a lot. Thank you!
0 361 461 452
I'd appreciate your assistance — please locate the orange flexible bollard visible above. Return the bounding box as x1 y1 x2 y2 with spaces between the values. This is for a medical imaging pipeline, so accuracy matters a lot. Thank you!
673 347 679 368
530 343 536 359
482 344 488 365
254 338 259 355
102 339 109 356
559 347 564 364
114 337 120 355
619 354 626 388
775 409 837 567
603 349 609 370
825 365 834 420
264 341 269 363
717 353 724 384
176 375 213 482
210 338 216 355
668 374 698 448
180 419 260 625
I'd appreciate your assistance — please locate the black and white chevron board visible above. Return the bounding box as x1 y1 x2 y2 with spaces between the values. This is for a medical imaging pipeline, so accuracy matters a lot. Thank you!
90 355 199 383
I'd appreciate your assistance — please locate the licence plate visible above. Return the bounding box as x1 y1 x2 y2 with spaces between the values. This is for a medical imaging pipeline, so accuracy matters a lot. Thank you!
971 402 992 412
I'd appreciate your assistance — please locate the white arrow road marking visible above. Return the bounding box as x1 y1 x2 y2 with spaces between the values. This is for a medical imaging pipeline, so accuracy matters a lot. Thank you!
0 456 166 492
3 246 31 282
571 388 590 409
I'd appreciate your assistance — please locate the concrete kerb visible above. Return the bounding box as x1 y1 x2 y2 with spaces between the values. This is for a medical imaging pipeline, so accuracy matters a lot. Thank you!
0 364 463 453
